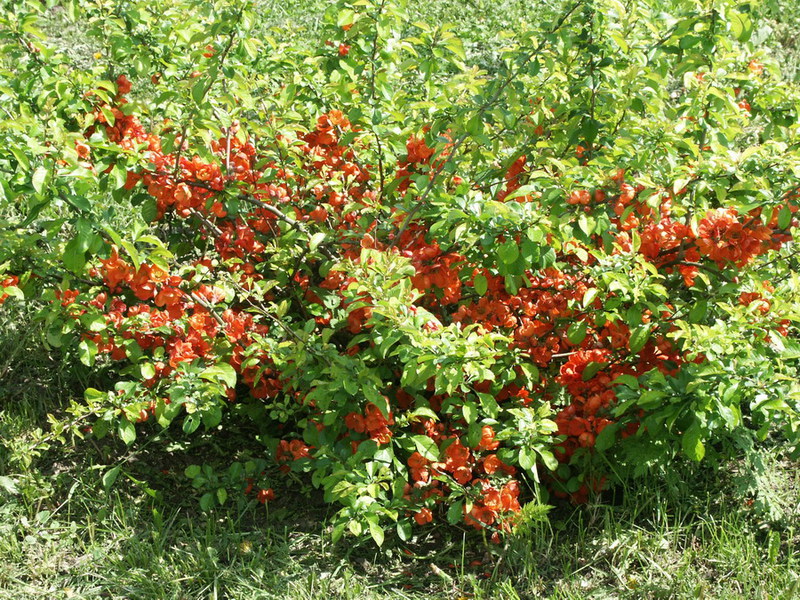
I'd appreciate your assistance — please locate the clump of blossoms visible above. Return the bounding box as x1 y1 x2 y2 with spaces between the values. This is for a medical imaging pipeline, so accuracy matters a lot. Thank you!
31 71 797 539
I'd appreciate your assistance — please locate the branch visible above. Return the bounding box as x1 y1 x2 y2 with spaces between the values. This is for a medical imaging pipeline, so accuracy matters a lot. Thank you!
188 207 223 237
239 194 337 260
180 288 226 327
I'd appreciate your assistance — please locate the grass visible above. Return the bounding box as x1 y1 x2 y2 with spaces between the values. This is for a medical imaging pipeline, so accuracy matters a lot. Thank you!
0 443 797 599
0 306 798 599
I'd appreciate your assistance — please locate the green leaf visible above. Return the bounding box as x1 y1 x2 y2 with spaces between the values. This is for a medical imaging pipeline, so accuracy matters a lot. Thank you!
443 37 466 60
100 105 116 126
102 465 121 492
582 361 606 381
91 416 109 440
582 288 599 308
594 423 619 451
63 194 92 213
10 147 31 171
348 519 362 537
504 274 519 294
118 418 136 445
582 118 600 145
397 519 412 541
368 521 384 546
682 420 705 462
32 167 47 194
473 273 488 296
476 392 500 419
142 198 158 222
540 247 556 269
612 373 639 389
184 465 201 478
498 239 519 265
729 12 752 42
63 236 87 273
81 313 106 333
518 447 535 470
217 488 228 505
309 232 327 251
331 522 347 543
567 321 587 345
192 80 206 104
0 476 18 496
538 449 558 471
628 325 650 354
578 213 594 236
371 392 391 420
1 285 23 300
447 500 464 524
120 240 142 270
412 435 439 461
519 362 539 385
183 414 201 434
337 8 355 27
140 362 156 380
778 205 792 230
200 363 238 388
637 389 664 408
466 114 483 136
689 300 708 323
409 406 439 421
521 240 541 264
200 492 215 512
466 422 482 449
111 163 128 190
78 338 97 366
462 401 477 424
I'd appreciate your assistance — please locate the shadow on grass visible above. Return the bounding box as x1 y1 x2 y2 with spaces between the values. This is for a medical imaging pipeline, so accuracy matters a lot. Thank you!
1 305 798 600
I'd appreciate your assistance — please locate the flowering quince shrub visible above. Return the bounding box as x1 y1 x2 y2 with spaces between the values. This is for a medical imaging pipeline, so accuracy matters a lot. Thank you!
2 0 800 545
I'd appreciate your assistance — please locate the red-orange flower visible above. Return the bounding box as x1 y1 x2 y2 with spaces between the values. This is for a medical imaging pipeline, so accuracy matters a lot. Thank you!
696 208 768 267
414 507 433 525
257 488 275 503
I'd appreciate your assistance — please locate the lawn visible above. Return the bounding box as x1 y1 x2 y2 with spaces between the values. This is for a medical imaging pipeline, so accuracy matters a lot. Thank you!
1 321 798 598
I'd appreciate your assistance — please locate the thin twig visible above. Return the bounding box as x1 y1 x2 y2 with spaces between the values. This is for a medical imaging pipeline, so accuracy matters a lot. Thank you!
238 194 337 260
188 208 224 237
181 289 226 327
172 15 242 179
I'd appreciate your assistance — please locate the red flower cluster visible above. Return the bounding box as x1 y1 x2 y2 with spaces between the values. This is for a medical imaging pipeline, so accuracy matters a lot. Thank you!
398 225 464 305
0 275 19 305
344 402 395 445
696 208 773 267
453 268 587 365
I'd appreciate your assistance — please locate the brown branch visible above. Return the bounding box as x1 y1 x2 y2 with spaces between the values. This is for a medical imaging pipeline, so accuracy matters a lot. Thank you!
238 194 337 260
172 122 190 179
180 288 226 327
188 208 223 237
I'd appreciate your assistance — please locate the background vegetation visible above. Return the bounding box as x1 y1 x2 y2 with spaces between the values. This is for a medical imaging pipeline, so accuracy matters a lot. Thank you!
1 0 799 598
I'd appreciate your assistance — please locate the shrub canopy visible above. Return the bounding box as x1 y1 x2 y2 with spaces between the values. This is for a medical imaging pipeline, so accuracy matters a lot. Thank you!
1 0 799 544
